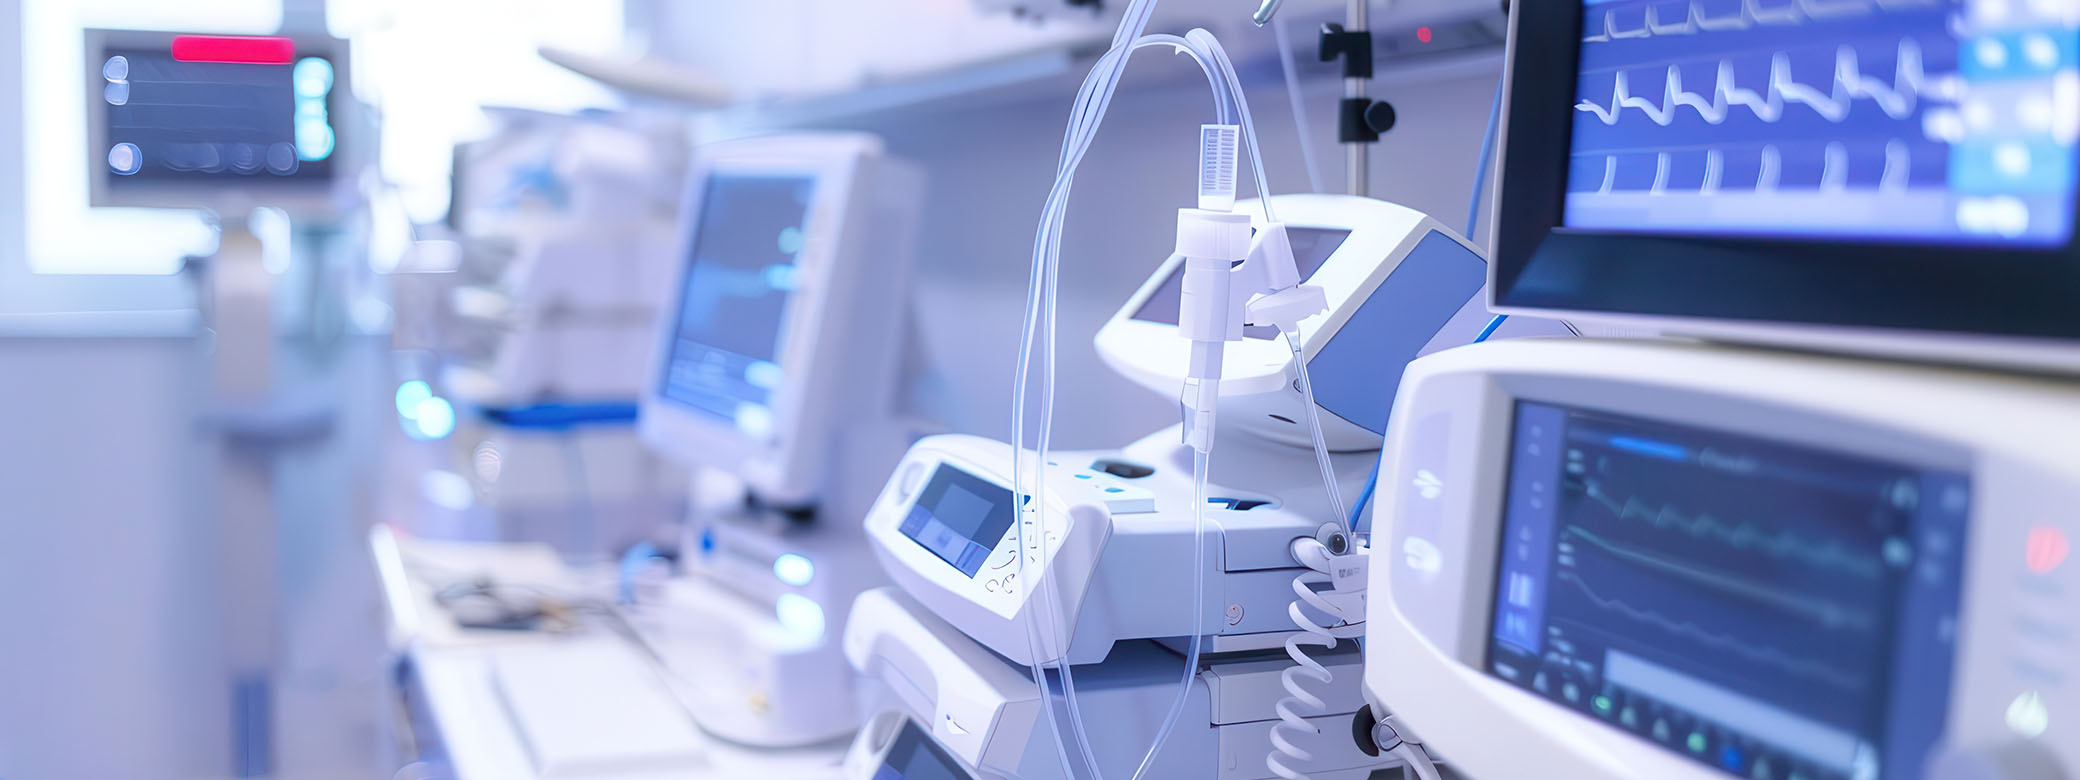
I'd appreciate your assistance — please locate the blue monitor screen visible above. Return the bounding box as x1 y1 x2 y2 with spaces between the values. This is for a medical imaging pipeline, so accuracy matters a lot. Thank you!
1487 402 1969 780
659 174 816 439
1562 0 2080 244
872 720 971 780
898 464 1019 579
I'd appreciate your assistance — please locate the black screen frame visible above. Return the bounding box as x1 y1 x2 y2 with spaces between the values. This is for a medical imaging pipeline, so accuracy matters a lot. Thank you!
1491 2 2080 342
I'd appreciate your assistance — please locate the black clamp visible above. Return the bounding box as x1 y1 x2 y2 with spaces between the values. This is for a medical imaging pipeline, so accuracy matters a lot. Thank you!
1319 23 1396 143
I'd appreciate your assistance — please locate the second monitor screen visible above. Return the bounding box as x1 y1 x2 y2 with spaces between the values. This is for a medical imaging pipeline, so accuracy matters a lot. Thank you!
660 173 817 441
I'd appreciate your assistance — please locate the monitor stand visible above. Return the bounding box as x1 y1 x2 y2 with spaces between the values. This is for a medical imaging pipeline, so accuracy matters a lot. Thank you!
193 216 337 777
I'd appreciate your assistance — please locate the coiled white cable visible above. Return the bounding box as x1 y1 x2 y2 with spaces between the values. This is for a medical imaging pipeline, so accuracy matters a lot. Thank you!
1269 537 1366 780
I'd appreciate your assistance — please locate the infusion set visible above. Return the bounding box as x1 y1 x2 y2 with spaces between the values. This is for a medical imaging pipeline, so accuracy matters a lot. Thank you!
1364 1 2080 780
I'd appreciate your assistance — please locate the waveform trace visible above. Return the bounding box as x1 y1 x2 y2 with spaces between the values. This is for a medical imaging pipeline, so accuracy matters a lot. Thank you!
1558 569 1864 689
1577 39 1928 126
1584 0 1941 43
1580 480 1886 579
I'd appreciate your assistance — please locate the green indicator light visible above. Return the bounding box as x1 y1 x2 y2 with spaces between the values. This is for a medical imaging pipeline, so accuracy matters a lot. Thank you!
1688 733 1708 754
1593 695 1613 715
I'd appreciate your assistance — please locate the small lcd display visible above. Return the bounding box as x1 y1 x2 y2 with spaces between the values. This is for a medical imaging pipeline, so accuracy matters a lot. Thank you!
1131 226 1351 338
873 720 971 780
898 464 1019 578
98 43 340 187
1487 402 1969 780
659 174 817 440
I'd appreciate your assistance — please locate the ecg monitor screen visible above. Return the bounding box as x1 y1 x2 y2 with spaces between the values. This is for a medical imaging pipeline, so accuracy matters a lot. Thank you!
1563 0 2080 244
899 464 1019 579
99 42 339 185
1132 226 1351 338
1487 402 1969 780
874 720 971 780
659 174 816 440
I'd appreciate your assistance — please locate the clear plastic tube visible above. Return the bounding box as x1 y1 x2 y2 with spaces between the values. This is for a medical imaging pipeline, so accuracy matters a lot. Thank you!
1012 7 1293 779
1010 3 1163 777
1129 446 1213 779
1285 331 1349 534
1187 29 1276 223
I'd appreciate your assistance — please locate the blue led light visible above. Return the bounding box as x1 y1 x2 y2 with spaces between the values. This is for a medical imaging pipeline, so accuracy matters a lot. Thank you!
413 397 456 440
295 121 335 162
395 380 432 419
293 58 334 99
775 593 825 639
773 553 815 587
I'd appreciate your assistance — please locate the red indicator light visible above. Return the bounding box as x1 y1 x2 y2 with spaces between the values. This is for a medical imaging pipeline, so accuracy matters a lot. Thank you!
170 36 294 65
2026 525 2069 575
1416 26 1433 44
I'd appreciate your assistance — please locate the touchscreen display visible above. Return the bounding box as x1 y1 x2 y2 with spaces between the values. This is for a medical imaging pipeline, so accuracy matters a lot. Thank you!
1488 401 1969 780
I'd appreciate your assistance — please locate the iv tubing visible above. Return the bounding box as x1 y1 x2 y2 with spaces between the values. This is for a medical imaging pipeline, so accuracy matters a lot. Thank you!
1012 5 1285 778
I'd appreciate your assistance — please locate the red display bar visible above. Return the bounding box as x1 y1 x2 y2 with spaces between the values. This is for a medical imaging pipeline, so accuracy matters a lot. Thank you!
170 35 294 65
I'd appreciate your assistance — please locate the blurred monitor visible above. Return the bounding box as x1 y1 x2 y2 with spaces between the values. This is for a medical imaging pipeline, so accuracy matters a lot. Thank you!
1491 0 2080 367
85 29 351 213
640 134 922 507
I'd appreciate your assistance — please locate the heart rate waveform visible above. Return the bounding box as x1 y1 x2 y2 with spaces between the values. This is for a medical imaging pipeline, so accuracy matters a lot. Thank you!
1583 0 1942 43
1580 479 1885 579
1562 524 1879 630
1557 570 1863 689
1576 39 1931 126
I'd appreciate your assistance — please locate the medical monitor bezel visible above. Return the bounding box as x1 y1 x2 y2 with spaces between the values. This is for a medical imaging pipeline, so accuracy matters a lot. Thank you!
1488 2 2080 364
1360 340 2080 780
83 28 355 214
640 134 884 507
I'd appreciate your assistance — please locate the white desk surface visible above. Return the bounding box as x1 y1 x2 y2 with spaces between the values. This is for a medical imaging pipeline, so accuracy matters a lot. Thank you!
373 528 847 780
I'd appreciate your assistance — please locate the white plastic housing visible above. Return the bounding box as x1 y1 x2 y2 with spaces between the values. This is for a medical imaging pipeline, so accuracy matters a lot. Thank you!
1095 193 1571 452
1364 339 2080 780
840 587 1390 780
862 428 1373 667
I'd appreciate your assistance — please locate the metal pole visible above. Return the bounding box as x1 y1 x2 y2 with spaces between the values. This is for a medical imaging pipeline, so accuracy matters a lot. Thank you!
1345 0 1369 196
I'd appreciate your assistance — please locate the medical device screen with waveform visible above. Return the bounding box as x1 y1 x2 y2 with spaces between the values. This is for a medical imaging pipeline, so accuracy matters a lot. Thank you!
99 41 339 185
1487 402 1970 780
1563 0 2080 244
659 174 815 440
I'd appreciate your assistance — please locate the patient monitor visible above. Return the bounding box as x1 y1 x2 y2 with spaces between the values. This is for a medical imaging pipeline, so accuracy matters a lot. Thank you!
1365 339 2079 780
1364 3 2080 776
634 132 923 748
641 132 923 508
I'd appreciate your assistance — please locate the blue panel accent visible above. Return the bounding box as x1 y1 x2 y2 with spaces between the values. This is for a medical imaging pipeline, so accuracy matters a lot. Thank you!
1605 435 1689 462
1308 231 1488 435
234 673 270 778
478 401 640 431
